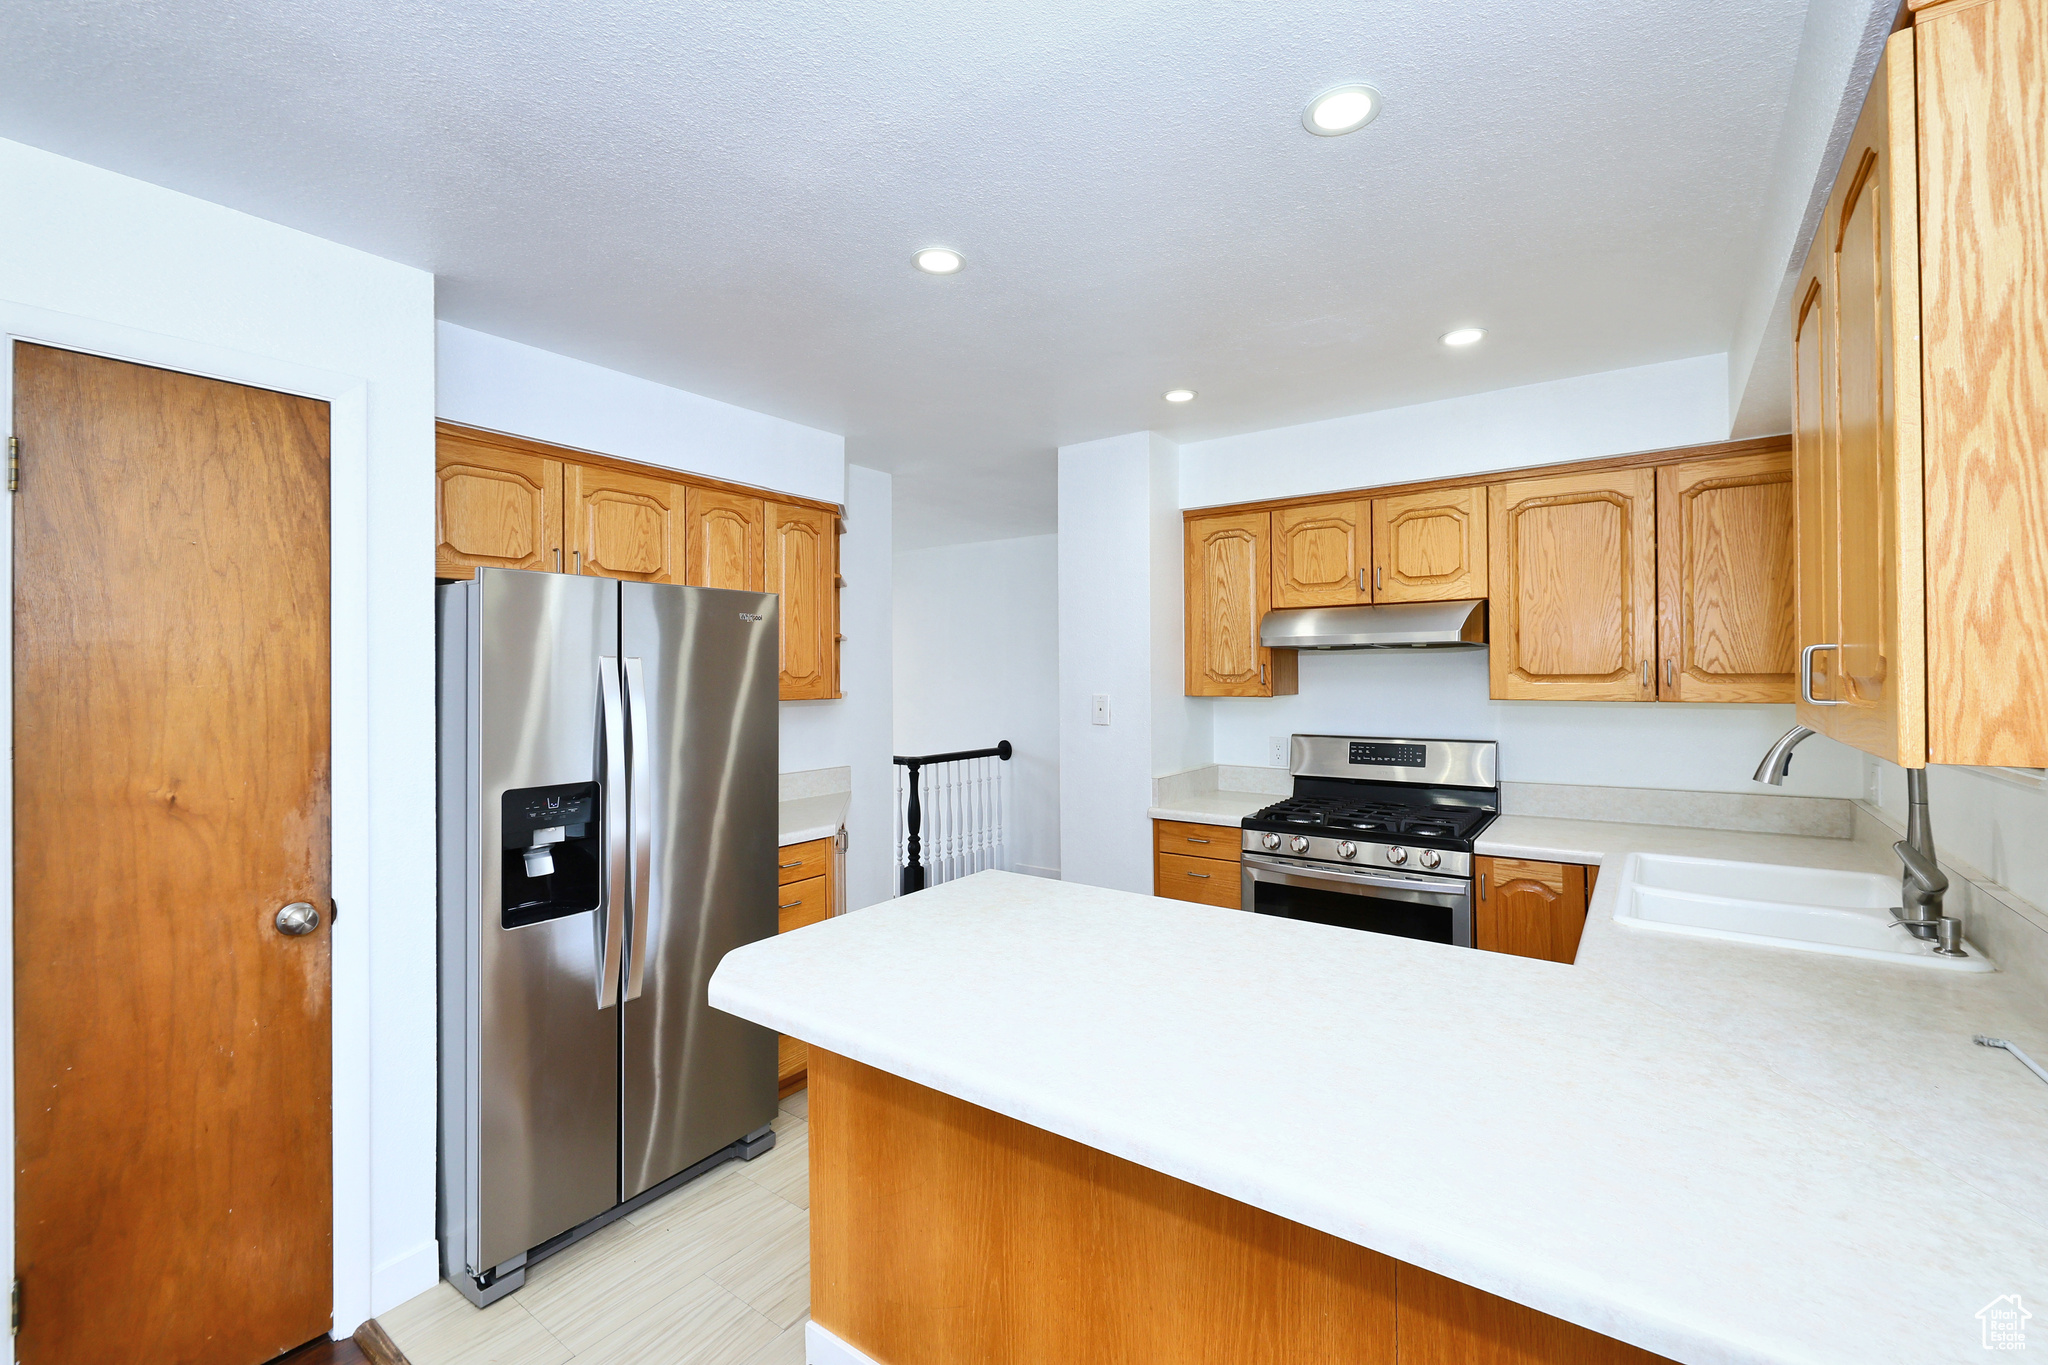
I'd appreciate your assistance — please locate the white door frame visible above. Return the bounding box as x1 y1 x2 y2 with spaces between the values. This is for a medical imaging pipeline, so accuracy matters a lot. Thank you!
0 300 378 1338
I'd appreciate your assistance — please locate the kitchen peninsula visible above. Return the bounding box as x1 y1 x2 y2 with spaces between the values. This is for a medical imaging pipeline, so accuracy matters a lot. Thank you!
711 840 2048 1365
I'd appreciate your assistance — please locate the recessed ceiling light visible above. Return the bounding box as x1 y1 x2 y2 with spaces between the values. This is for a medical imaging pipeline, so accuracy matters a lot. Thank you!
1302 84 1382 136
1440 327 1487 347
913 247 964 275
1164 388 1196 403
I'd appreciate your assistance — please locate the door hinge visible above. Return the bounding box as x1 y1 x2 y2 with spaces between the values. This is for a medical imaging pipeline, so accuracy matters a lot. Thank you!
12 1276 20 1334
8 436 18 493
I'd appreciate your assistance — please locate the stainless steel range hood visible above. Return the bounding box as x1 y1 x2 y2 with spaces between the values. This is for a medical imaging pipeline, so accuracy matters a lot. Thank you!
1259 599 1487 651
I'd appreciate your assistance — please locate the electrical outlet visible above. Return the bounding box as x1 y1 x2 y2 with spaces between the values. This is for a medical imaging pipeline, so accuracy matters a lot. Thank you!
1090 694 1111 726
1269 735 1288 767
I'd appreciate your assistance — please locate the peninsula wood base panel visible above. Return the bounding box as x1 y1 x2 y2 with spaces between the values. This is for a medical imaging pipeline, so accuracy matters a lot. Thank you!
808 1049 1673 1365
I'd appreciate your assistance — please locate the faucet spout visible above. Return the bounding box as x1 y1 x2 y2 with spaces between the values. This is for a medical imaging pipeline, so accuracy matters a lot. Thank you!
1752 725 1817 786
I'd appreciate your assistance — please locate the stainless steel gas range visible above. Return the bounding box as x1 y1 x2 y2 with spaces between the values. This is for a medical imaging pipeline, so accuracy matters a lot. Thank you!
1240 735 1498 947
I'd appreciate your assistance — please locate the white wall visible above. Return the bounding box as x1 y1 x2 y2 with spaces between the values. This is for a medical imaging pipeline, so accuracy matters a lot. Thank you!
1057 432 1211 893
437 322 843 504
436 325 895 906
894 534 1061 879
1179 354 1731 510
0 137 439 1326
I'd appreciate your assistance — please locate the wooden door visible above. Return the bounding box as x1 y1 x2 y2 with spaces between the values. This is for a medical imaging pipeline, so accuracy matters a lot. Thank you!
435 429 563 578
1474 858 1587 963
1487 470 1657 701
1185 511 1294 696
1271 501 1370 608
566 461 685 583
1828 28 1927 765
1791 265 1841 735
1655 450 1797 703
1917 0 2048 766
685 486 765 591
768 501 834 699
1371 485 1487 602
13 343 332 1363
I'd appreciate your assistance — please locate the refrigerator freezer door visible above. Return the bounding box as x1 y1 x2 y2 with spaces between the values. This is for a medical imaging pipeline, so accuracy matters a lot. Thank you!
472 569 623 1270
620 582 781 1199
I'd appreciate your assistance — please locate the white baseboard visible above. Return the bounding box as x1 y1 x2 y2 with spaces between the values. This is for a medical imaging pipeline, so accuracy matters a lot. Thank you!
1013 863 1060 879
806 1320 882 1365
369 1237 441 1318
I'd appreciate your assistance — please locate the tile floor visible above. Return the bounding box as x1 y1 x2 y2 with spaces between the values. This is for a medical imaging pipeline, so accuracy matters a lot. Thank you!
381 1089 811 1365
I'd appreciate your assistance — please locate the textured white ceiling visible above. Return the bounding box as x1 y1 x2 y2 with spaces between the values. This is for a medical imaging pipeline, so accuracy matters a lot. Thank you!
0 1 1808 548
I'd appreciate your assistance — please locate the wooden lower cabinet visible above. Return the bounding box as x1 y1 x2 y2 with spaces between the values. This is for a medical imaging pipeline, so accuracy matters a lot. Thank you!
810 1050 1674 1365
1475 857 1590 964
776 836 835 1095
1152 820 1242 908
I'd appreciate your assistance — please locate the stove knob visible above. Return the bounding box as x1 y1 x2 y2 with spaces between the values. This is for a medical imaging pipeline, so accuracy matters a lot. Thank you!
1289 835 1311 855
1418 849 1441 870
1386 846 1408 865
1336 840 1357 860
1261 832 1281 851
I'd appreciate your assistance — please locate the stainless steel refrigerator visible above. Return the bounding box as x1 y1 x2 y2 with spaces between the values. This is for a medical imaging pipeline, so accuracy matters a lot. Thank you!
437 568 781 1306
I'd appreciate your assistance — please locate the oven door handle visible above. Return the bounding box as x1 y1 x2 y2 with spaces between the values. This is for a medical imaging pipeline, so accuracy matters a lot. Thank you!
1241 852 1467 896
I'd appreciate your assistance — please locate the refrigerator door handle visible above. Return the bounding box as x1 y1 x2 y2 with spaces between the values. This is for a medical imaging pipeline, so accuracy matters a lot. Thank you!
596 657 628 1008
622 656 652 1002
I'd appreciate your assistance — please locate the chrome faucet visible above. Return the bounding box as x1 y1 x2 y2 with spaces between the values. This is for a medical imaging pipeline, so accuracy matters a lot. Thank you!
1751 726 1967 957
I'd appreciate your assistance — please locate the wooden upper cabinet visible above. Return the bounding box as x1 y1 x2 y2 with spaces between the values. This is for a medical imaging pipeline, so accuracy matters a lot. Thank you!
1915 0 2048 766
1792 268 1841 734
1272 501 1370 608
686 486 765 591
768 501 835 699
566 463 685 583
1656 449 1797 703
1474 857 1588 964
1186 511 1296 697
435 432 563 579
1487 469 1657 701
1372 485 1487 602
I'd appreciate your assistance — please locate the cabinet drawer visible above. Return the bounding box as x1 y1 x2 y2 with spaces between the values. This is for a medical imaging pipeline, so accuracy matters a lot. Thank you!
1155 852 1242 909
1154 819 1238 857
778 837 831 885
777 874 828 934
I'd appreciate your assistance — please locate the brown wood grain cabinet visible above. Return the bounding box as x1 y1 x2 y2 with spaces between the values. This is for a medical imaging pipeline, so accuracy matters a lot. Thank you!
1475 856 1590 964
435 430 565 578
775 836 834 1095
565 462 686 583
1373 484 1488 602
1273 500 1372 607
684 485 765 591
1487 468 1658 702
1152 820 1243 908
1186 510 1297 696
1656 449 1797 703
768 500 837 700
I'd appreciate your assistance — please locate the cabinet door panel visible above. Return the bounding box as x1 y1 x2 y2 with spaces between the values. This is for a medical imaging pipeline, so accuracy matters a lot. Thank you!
567 463 684 583
1792 268 1841 731
1474 857 1587 963
686 486 765 591
436 435 562 579
1372 486 1486 602
1186 511 1293 696
1272 502 1370 608
769 501 834 699
1657 451 1796 703
1918 0 2047 766
1487 470 1656 701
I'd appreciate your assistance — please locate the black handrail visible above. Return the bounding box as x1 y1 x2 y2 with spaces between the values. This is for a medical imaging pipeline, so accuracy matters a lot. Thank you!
894 741 1012 894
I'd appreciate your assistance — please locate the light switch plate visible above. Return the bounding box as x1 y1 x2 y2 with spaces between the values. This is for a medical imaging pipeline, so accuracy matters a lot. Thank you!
1269 736 1287 767
1090 694 1111 726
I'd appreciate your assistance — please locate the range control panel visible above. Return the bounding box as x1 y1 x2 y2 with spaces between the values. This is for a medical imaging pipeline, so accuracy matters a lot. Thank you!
1349 741 1427 767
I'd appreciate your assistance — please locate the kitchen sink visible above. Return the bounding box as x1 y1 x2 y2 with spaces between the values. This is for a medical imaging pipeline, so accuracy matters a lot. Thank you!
1613 853 1994 971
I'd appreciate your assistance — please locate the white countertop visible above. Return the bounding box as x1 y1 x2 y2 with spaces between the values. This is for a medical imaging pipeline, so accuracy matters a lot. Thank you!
1147 790 1271 826
712 816 2048 1364
777 791 848 847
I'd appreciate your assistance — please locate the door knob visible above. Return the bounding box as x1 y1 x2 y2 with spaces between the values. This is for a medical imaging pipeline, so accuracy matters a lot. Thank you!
275 901 321 936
